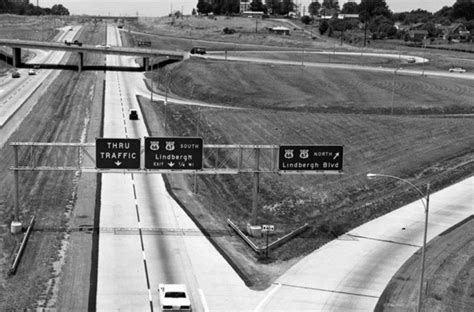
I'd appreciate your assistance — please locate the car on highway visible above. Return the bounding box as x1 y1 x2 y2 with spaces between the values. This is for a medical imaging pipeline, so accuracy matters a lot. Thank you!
407 57 416 63
28 69 36 75
448 66 467 73
65 40 82 47
158 284 192 311
190 47 206 55
11 71 20 78
129 109 139 120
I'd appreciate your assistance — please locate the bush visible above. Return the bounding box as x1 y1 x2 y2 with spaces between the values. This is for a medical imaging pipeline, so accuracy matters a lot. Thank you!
223 27 236 34
301 16 312 25
319 20 329 35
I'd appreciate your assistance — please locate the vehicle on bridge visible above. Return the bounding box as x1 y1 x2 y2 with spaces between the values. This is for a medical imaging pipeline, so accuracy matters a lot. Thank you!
158 284 192 311
65 40 82 47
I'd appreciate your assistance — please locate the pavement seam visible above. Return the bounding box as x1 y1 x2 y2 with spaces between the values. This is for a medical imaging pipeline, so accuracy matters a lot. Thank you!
345 233 422 248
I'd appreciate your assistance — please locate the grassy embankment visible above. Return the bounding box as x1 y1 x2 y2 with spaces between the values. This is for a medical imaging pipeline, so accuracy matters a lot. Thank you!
0 19 105 310
122 15 474 290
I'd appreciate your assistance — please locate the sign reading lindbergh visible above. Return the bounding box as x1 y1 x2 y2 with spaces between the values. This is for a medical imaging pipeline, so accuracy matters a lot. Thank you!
144 137 203 170
278 145 343 172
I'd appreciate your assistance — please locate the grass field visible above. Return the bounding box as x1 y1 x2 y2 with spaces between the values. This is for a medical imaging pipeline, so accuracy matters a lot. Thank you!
128 15 474 298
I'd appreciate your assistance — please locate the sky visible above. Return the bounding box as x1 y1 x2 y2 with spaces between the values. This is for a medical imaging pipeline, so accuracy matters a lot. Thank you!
38 0 457 17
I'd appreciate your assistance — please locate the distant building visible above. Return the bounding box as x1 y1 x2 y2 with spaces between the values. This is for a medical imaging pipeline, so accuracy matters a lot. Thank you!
443 23 471 42
240 0 251 13
269 26 290 35
337 14 359 20
408 30 428 42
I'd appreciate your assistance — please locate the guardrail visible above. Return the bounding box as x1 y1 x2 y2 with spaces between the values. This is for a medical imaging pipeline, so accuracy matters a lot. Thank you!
227 218 309 255
9 216 35 275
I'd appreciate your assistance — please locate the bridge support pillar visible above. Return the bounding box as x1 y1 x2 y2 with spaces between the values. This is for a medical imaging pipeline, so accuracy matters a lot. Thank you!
12 47 21 68
78 52 84 72
143 57 149 71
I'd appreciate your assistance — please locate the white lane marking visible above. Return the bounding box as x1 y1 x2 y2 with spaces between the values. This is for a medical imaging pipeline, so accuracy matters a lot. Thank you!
198 288 210 312
253 283 282 312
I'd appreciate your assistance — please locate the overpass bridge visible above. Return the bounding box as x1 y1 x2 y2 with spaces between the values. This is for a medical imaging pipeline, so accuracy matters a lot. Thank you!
0 39 187 71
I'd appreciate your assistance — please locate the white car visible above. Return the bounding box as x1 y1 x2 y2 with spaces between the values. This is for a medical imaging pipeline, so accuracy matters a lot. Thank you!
449 66 466 73
28 69 36 75
158 284 192 311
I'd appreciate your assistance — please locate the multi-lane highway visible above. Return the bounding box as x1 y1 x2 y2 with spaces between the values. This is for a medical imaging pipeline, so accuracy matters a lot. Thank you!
0 25 82 147
96 25 266 312
2 22 471 311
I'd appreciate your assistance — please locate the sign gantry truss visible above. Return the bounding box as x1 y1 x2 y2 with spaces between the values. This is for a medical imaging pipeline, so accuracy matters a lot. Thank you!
9 142 279 174
9 142 343 225
10 142 343 174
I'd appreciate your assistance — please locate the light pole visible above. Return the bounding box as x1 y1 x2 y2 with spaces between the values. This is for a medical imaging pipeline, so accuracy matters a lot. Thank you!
366 173 430 312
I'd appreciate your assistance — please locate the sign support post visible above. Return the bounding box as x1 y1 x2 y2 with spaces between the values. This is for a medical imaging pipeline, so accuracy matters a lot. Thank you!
13 144 20 223
251 148 260 225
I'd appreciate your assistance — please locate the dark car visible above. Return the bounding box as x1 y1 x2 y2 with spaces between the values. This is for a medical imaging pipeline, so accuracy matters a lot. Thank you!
11 71 20 78
129 109 139 120
190 47 206 55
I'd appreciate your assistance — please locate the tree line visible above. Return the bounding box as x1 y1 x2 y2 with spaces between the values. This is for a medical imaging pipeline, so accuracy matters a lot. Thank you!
0 0 70 15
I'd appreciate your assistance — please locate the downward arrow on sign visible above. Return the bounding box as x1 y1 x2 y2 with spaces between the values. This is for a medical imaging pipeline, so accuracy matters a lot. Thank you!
168 162 175 167
115 161 122 167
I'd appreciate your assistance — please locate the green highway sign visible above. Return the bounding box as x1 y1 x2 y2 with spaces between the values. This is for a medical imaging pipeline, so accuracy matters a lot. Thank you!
96 138 141 169
144 137 203 170
278 145 343 172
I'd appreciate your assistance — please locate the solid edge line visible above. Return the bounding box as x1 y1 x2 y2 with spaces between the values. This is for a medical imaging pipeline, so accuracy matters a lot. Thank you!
253 283 282 312
198 288 210 312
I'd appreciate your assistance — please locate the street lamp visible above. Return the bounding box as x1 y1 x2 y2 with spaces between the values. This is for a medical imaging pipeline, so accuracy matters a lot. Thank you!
366 173 430 312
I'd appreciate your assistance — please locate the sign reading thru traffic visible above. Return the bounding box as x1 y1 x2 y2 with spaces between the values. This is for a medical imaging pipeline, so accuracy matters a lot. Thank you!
144 137 203 170
278 145 343 172
96 138 141 169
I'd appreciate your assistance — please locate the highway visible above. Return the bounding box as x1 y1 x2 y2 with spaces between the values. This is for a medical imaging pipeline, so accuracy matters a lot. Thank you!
96 25 266 311
2 23 471 311
0 25 82 148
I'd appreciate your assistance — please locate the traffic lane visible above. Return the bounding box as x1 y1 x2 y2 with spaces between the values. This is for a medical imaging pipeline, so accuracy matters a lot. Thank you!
351 176 474 244
100 174 140 229
96 233 150 311
134 173 269 312
203 54 474 81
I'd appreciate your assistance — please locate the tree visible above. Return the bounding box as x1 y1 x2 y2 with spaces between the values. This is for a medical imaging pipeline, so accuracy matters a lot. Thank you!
359 0 392 46
249 0 267 13
197 0 213 14
301 15 312 24
51 4 69 15
341 1 358 14
266 0 281 15
322 0 339 10
280 0 294 15
451 0 474 21
319 20 329 34
308 1 321 16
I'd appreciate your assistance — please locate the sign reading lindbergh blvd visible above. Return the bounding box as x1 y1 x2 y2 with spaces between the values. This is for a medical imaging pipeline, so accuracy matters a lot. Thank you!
144 137 203 170
96 138 141 169
279 145 343 172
